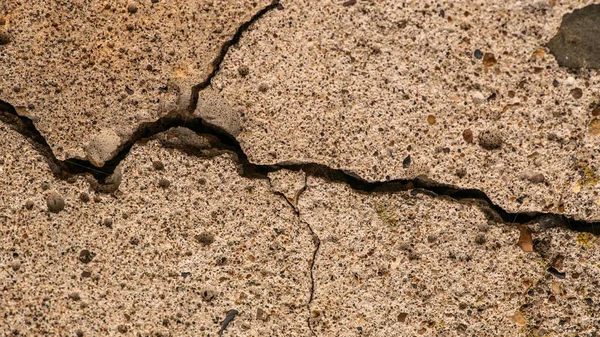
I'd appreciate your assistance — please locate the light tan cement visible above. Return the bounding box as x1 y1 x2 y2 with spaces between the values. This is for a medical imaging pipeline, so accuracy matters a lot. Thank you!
0 122 313 336
0 0 271 165
299 177 600 336
213 0 600 221
2 1 600 336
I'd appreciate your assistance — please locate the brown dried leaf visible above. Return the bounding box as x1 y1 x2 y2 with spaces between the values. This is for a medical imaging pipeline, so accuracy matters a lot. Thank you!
517 225 534 252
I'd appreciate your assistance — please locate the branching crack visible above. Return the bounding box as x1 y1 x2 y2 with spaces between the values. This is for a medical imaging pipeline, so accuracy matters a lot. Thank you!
303 218 320 337
271 175 319 336
1 2 599 334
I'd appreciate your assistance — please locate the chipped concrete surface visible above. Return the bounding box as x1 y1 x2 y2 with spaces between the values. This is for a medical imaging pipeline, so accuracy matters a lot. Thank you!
0 123 313 336
213 0 600 220
2 1 600 336
0 0 272 164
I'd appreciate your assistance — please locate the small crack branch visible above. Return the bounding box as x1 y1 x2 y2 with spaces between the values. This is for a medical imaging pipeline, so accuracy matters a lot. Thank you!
304 217 320 337
269 173 318 336
188 0 283 113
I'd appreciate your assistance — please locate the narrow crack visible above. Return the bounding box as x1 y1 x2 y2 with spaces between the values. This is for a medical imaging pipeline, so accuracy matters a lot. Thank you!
271 175 319 336
188 0 283 114
304 218 320 337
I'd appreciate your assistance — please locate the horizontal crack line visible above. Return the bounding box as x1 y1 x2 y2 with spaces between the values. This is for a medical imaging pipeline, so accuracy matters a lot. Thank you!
0 0 598 237
2 97 600 236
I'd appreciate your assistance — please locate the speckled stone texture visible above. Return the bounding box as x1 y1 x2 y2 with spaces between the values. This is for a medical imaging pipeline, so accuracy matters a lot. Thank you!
299 177 600 336
212 0 600 221
0 122 313 336
0 0 271 165
3 1 600 336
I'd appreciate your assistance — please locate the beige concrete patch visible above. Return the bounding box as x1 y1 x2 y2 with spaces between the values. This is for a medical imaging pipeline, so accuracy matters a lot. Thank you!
0 0 272 164
299 177 600 336
0 122 312 336
213 0 600 220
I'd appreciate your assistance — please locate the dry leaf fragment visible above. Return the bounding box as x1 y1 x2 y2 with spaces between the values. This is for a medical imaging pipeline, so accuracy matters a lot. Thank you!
517 225 534 252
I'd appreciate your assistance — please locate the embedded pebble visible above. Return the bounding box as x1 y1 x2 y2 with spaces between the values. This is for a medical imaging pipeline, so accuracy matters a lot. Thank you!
79 192 90 202
589 119 600 136
196 232 215 246
46 191 65 213
0 31 11 45
158 178 171 188
24 200 34 210
478 130 502 150
462 129 474 144
471 91 485 105
79 250 95 264
127 2 138 14
102 217 113 228
238 66 250 77
152 160 165 170
570 88 583 99
482 53 497 67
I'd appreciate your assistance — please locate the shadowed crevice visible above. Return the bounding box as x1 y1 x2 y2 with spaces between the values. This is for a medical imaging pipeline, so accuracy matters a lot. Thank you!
1 1 598 238
187 0 283 113
2 95 600 236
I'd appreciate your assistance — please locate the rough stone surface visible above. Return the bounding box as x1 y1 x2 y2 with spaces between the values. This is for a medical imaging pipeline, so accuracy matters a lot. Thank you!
547 4 600 69
195 86 242 137
86 129 121 167
213 0 600 220
299 177 600 336
0 0 272 163
0 123 312 336
3 1 600 336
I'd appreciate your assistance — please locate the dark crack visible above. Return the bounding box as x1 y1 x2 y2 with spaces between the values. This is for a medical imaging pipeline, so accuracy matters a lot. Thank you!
0 3 598 236
2 92 600 236
187 0 283 113
270 175 319 336
304 218 320 337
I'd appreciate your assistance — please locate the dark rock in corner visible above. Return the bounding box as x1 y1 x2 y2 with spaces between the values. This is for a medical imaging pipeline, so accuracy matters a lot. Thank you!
547 4 600 69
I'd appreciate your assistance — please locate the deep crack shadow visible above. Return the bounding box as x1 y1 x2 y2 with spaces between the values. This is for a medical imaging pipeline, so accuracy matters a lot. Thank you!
2 97 600 236
188 0 283 113
0 0 599 239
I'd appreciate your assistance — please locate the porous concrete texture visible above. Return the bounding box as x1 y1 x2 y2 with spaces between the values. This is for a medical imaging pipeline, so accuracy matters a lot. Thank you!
0 122 313 336
0 0 272 164
2 1 600 336
299 177 600 336
213 0 600 220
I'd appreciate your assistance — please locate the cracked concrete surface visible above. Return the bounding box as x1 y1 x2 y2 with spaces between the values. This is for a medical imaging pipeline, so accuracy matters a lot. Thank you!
0 0 273 165
1 124 313 336
300 177 600 336
2 0 600 336
213 0 600 221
